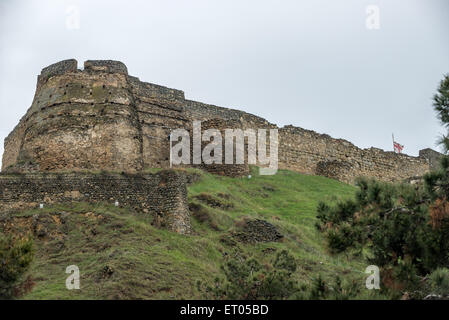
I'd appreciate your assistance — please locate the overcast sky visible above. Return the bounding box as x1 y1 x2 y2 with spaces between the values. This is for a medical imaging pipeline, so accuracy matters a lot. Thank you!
1 0 448 168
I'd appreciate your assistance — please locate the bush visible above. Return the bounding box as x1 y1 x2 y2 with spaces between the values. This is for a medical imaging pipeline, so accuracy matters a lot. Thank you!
316 198 358 229
355 178 397 210
370 207 427 268
317 176 449 292
326 222 360 253
0 235 34 299
429 268 449 297
300 275 360 300
198 250 298 300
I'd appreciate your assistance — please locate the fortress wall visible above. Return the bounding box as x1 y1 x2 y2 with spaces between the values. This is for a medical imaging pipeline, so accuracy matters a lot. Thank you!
19 104 142 172
2 121 26 170
1 59 439 184
39 59 78 79
2 60 194 173
278 126 430 183
0 170 191 234
419 148 442 170
192 118 250 177
183 101 431 183
84 60 128 75
184 100 270 128
3 68 144 172
129 76 190 169
128 76 185 104
37 59 78 91
137 102 186 169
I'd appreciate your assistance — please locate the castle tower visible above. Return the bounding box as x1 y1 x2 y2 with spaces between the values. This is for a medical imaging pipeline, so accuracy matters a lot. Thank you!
2 59 189 173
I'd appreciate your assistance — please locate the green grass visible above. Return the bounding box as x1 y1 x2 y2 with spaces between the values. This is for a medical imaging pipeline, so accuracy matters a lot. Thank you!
7 167 384 299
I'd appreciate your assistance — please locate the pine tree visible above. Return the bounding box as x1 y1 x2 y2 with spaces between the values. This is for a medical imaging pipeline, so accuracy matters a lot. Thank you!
433 74 449 152
425 75 449 199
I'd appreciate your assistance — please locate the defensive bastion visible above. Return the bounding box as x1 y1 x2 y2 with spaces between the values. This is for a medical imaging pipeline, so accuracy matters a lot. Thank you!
0 59 441 233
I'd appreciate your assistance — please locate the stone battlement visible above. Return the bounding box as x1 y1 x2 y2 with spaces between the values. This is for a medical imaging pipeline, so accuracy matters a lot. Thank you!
1 59 441 184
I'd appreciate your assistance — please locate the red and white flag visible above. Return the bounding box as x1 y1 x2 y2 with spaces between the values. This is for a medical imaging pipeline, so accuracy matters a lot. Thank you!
392 134 404 153
393 141 404 153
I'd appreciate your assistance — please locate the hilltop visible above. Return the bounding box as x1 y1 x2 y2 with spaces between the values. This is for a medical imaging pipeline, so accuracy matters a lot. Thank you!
1 168 386 299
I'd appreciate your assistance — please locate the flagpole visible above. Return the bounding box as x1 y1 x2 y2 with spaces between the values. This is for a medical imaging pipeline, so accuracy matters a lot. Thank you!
391 133 396 152
392 133 394 152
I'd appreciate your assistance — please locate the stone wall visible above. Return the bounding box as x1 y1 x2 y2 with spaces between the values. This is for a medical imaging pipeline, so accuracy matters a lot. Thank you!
419 148 442 171
1 59 440 184
193 118 250 177
184 99 270 128
84 60 128 75
4 62 142 172
0 170 191 234
278 126 431 184
128 76 188 169
2 59 189 173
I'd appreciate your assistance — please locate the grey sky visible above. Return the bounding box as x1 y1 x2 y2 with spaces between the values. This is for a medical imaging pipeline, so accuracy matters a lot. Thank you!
1 0 448 169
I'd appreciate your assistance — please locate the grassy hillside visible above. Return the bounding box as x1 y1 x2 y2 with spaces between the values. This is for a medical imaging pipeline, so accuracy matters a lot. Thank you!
3 167 384 299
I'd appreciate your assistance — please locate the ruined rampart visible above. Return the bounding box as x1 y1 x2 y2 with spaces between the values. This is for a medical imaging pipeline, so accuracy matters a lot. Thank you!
0 170 191 234
1 59 440 184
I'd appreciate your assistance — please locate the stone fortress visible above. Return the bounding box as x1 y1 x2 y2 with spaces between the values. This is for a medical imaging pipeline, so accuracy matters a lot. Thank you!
0 59 442 233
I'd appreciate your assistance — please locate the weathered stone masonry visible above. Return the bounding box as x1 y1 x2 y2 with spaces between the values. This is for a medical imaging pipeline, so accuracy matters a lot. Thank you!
0 170 191 234
5 59 441 183
2 59 190 173
278 126 432 183
2 59 439 184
